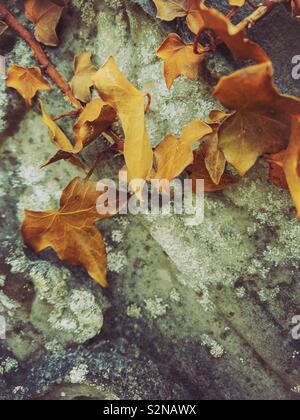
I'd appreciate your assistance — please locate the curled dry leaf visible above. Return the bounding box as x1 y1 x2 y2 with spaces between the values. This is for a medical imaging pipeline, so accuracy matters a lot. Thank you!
0 20 8 36
154 119 212 182
70 52 97 103
40 101 79 152
24 0 68 46
188 150 238 192
157 33 205 88
199 5 268 63
22 177 115 287
73 98 117 148
214 61 300 176
39 101 84 169
153 0 204 34
93 57 153 181
203 110 229 185
6 65 51 106
267 117 300 217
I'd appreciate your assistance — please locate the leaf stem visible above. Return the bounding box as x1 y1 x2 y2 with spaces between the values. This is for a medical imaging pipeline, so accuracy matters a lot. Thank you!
0 3 82 109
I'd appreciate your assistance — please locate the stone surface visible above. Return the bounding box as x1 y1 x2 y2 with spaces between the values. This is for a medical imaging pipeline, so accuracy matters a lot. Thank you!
0 0 299 400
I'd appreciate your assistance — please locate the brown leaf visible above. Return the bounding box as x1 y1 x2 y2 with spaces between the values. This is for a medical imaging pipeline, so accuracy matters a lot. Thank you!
202 130 226 185
6 65 51 106
214 61 300 175
24 0 68 46
73 98 117 148
154 119 212 181
40 150 86 171
93 57 153 181
267 117 300 217
22 177 114 287
153 0 204 34
199 5 268 63
70 52 97 103
188 150 238 192
157 33 205 88
266 156 289 190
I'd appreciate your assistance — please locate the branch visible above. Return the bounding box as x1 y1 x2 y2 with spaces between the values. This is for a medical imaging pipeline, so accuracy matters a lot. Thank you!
237 0 289 30
0 4 82 109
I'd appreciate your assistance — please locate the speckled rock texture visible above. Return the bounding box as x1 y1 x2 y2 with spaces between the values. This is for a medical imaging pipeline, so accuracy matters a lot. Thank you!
0 0 299 400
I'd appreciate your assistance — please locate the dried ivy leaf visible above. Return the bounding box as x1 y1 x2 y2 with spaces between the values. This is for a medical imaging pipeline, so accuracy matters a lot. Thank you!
70 52 97 103
93 57 153 181
228 0 245 6
188 150 238 192
40 150 85 171
153 0 204 34
200 5 268 63
214 62 300 176
267 117 300 217
157 33 204 88
22 177 114 287
24 0 68 46
266 156 289 190
202 131 226 185
40 101 79 152
154 119 212 182
6 65 51 106
0 20 8 36
73 98 117 148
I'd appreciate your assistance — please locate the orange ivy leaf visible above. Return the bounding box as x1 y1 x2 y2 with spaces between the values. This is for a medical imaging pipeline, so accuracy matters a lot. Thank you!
214 61 300 176
199 5 268 63
153 0 204 34
154 119 212 182
267 117 300 217
93 57 153 182
24 0 68 46
22 177 116 287
188 150 238 192
157 33 205 88
6 65 51 106
70 52 97 103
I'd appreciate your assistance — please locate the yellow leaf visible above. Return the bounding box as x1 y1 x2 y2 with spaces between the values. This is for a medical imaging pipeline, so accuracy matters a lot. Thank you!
214 62 300 175
24 0 68 46
70 52 97 103
6 65 50 107
154 119 212 181
40 101 77 153
153 0 204 34
228 0 245 6
22 177 114 287
157 33 204 88
93 57 153 181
